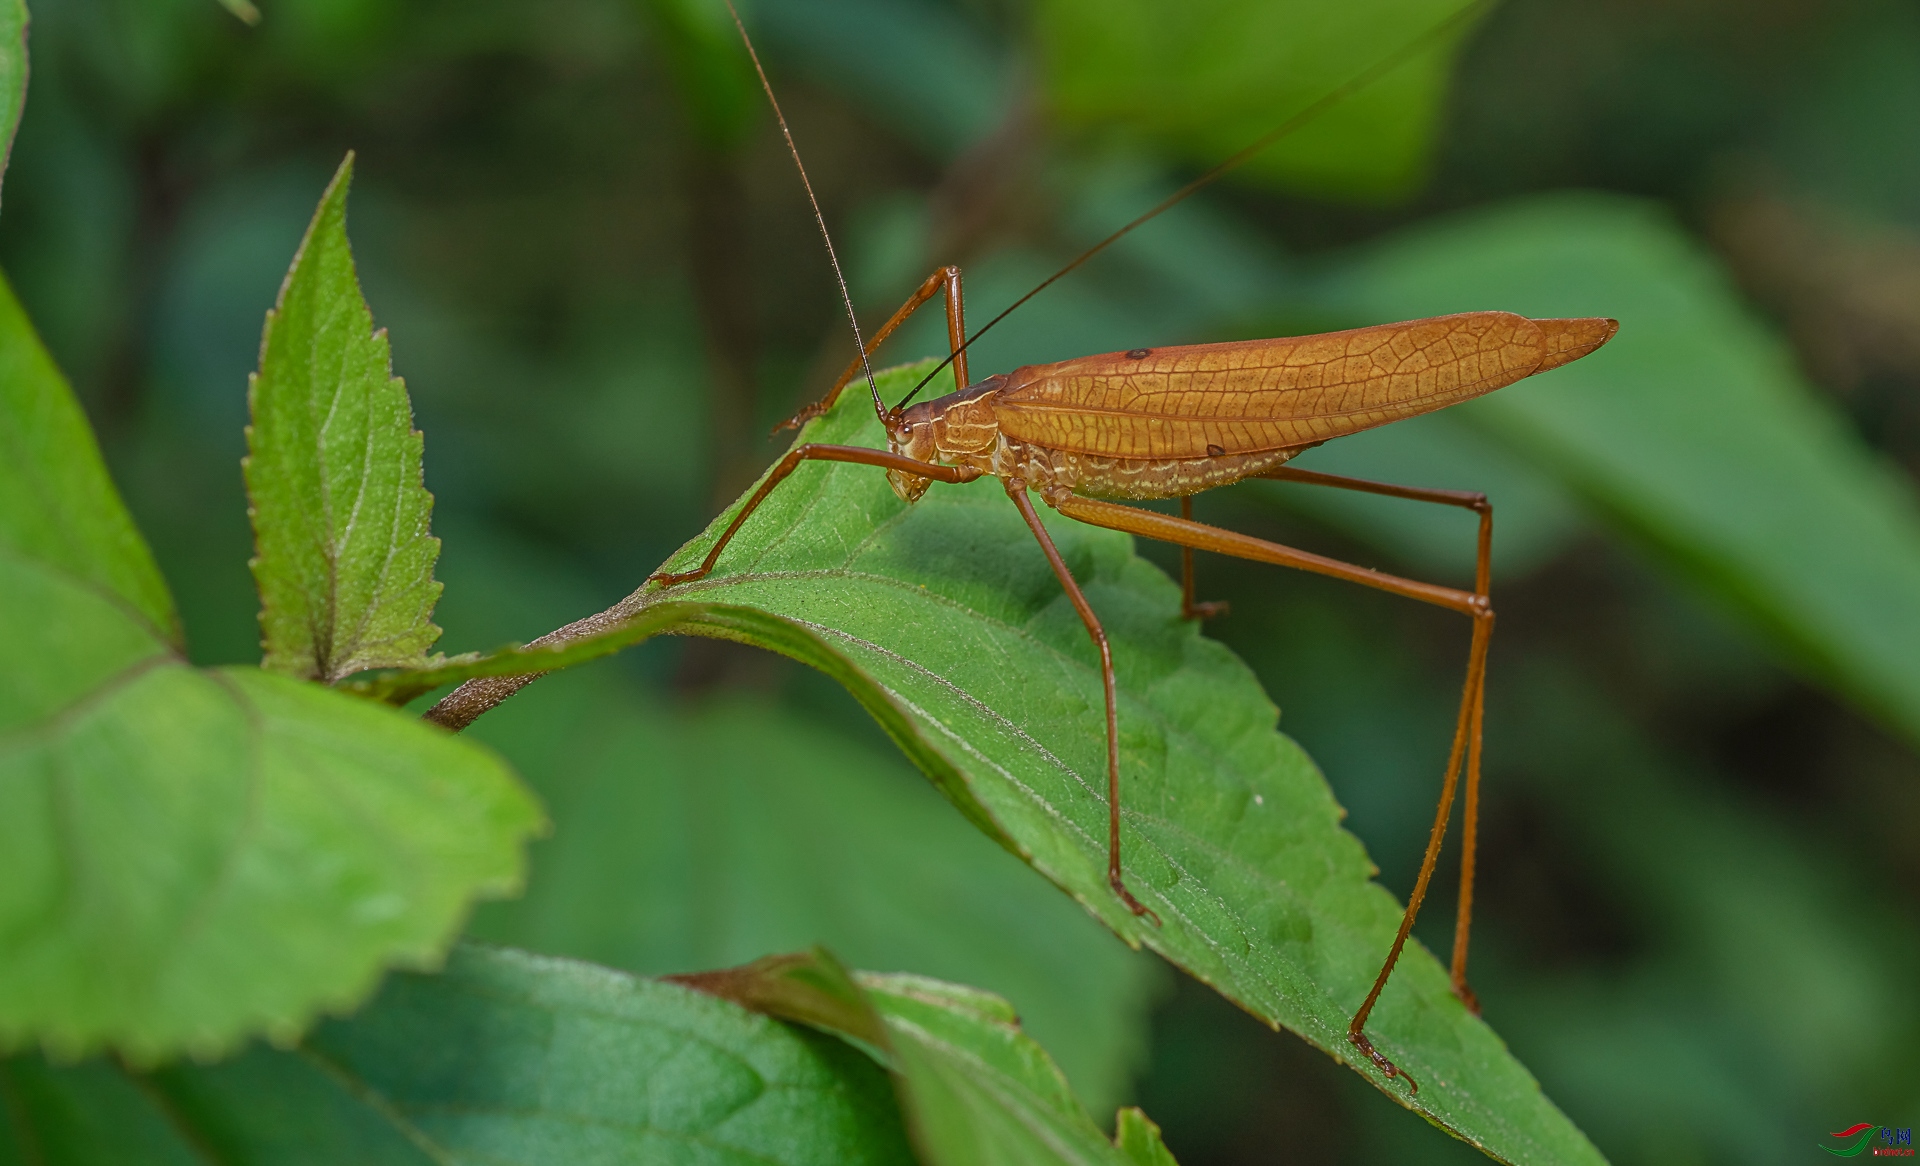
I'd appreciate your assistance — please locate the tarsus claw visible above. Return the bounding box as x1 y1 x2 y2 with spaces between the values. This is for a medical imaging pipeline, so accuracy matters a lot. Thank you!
1112 877 1162 928
1349 1028 1419 1094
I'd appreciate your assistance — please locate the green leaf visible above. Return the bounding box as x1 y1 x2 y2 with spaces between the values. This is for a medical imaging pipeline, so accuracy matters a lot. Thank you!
672 949 895 1060
1 944 917 1164
245 153 444 682
0 281 542 1061
463 678 1164 1112
866 971 1142 1166
1113 1107 1180 1166
0 643 543 1061
617 361 1600 1164
1034 0 1489 200
0 0 22 207
1321 192 1920 750
633 0 761 148
0 272 176 644
0 1056 220 1165
676 947 1164 1165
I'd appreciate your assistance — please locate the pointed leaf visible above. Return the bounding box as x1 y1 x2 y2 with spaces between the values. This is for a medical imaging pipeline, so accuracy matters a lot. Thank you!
0 281 542 1061
614 362 1601 1164
246 153 444 681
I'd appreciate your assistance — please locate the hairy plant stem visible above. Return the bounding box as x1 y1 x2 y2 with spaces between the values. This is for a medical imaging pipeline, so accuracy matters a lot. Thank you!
422 584 655 731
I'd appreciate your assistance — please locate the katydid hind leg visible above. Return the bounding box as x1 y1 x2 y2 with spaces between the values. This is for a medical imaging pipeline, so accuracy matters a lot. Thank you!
1042 488 1497 1091
1260 462 1494 1005
1003 479 1160 928
1343 611 1490 1094
1451 668 1486 1015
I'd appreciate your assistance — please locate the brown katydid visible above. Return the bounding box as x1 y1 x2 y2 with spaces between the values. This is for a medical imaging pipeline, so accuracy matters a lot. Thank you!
657 0 1616 1092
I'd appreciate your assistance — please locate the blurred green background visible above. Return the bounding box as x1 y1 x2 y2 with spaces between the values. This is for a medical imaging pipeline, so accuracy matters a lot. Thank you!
5 0 1918 1161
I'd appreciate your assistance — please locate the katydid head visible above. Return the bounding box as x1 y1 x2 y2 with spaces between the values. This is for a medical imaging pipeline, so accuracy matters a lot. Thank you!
883 377 1004 503
883 403 938 503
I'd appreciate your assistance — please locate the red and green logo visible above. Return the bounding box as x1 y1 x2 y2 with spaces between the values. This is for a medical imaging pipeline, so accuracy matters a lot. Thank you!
1824 1124 1914 1157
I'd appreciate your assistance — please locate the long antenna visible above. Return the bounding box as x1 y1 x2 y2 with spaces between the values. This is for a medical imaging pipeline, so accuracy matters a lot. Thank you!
893 0 1496 412
723 0 888 423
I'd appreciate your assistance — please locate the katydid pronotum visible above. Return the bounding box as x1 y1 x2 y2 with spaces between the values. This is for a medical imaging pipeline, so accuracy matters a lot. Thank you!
649 1 1616 1093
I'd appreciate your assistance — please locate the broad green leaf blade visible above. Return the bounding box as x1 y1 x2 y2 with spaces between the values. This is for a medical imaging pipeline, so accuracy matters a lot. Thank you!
0 0 22 206
0 287 542 1060
677 947 1157 1166
0 271 176 644
1321 193 1920 750
2 944 917 1164
464 681 1163 1113
0 610 542 1059
246 153 444 681
1034 0 1487 200
638 362 1602 1165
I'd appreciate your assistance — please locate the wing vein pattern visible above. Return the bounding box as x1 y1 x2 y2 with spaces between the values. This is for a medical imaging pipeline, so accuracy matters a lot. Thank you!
991 312 1615 459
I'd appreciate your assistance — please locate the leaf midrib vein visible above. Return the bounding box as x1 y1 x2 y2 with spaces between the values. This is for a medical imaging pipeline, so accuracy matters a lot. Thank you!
782 618 1270 989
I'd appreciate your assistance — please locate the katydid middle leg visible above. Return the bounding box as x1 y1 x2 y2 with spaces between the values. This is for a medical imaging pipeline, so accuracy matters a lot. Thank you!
1002 478 1161 927
1179 496 1230 621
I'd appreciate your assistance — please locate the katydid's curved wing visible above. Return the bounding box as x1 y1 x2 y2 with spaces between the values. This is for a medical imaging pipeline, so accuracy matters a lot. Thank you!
990 312 1615 460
